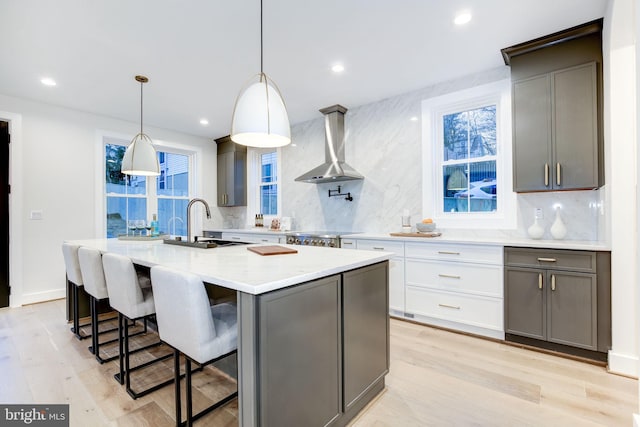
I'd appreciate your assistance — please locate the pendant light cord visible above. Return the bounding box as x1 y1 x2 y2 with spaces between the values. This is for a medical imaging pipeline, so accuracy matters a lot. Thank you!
140 79 144 134
260 0 263 75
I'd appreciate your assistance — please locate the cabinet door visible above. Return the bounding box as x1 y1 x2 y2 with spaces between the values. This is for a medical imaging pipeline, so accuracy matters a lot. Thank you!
343 262 389 412
258 275 341 426
504 267 546 340
547 271 597 350
388 257 405 313
512 75 552 192
552 62 599 190
216 152 229 206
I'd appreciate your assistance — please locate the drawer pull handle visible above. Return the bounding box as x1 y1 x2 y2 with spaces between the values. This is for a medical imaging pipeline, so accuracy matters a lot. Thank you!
556 163 561 186
261 239 269 242
372 247 385 250
342 242 353 246
231 237 240 240
537 257 557 262
439 274 461 279
544 163 549 187
438 251 460 255
438 303 461 310
538 273 543 290
551 274 556 291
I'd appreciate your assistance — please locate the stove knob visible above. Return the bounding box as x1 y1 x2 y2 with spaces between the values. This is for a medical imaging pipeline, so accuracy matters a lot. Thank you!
311 239 319 246
318 240 326 247
295 238 301 245
287 236 295 244
303 239 311 245
328 241 336 248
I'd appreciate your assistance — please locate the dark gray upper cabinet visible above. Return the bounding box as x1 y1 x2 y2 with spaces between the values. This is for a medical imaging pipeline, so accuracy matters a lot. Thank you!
503 19 604 193
215 136 246 206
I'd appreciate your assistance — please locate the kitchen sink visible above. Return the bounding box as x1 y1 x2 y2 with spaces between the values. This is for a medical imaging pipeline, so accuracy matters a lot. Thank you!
163 237 249 249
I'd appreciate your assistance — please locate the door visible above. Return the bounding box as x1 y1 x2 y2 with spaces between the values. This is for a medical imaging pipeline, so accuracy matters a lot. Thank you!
547 271 598 350
504 267 545 340
553 62 599 190
0 121 9 307
512 75 552 192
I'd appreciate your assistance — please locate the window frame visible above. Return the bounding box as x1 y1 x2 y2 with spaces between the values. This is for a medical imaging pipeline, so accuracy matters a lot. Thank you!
421 80 516 229
247 147 282 225
96 131 201 238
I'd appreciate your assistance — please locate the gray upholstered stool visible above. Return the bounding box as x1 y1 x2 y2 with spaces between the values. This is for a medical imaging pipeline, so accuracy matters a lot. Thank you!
61 243 91 341
150 265 238 427
102 252 173 399
77 246 120 363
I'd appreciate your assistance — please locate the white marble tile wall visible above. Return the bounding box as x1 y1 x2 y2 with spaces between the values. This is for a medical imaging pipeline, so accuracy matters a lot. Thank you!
271 66 604 242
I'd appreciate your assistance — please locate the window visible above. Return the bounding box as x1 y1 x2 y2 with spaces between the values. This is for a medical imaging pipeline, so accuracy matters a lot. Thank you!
247 148 281 221
104 137 193 237
422 80 515 229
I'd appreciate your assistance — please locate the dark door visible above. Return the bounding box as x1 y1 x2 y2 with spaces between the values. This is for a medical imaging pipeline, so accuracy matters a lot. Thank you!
0 121 9 307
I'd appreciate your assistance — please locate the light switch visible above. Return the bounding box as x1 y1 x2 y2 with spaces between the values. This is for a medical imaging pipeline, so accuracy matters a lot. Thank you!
30 210 43 220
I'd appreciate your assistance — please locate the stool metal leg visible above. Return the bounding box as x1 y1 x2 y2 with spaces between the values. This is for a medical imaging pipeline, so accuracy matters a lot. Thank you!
186 358 193 427
115 313 125 385
174 349 181 427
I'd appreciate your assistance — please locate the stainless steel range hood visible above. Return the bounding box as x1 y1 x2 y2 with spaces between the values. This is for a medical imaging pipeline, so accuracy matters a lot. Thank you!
295 104 364 184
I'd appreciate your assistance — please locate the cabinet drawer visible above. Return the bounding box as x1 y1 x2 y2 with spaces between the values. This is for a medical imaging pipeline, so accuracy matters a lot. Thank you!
504 247 596 272
406 286 503 331
406 259 502 297
222 232 280 244
340 239 357 249
405 242 502 264
356 240 404 257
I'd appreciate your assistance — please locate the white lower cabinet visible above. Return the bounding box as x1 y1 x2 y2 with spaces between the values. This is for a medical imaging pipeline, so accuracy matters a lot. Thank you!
404 242 504 339
222 232 282 244
351 239 406 316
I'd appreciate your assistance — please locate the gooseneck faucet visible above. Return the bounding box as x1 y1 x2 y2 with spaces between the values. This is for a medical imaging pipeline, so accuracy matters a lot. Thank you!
187 198 211 242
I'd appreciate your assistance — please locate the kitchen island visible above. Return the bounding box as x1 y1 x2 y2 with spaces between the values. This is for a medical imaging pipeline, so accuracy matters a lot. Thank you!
67 238 392 426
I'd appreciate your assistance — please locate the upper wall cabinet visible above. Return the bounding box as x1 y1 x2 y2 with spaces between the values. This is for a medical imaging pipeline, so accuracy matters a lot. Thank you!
502 19 604 193
215 136 246 207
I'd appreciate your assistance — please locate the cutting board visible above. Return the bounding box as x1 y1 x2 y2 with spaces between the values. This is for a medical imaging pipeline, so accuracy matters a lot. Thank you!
247 245 298 256
389 232 442 238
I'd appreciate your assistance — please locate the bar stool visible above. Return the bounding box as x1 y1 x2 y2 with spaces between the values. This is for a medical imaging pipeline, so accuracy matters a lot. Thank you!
102 252 174 399
77 246 119 363
150 265 238 427
61 243 91 341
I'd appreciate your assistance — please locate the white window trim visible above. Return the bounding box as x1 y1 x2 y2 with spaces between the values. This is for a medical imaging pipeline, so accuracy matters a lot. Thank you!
421 79 516 229
247 147 282 226
95 130 202 237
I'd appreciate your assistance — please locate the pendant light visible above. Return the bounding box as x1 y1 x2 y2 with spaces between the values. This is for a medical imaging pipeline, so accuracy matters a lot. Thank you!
230 0 291 148
121 75 160 176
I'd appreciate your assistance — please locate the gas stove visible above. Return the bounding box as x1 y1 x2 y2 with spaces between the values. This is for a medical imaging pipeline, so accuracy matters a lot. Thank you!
284 231 356 248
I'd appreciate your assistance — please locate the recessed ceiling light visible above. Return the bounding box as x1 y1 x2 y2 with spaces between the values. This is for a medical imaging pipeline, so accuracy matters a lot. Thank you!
331 64 345 73
40 77 57 87
199 119 209 126
454 12 472 26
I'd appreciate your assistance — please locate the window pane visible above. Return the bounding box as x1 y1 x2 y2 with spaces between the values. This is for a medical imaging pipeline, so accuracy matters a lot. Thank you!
158 198 188 236
445 161 497 213
468 106 496 159
105 143 146 195
106 196 147 237
260 184 277 215
443 111 469 161
261 152 277 183
157 151 189 196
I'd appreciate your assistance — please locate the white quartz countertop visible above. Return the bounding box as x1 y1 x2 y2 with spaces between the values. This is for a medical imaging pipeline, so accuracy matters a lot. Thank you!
67 238 392 295
341 232 610 251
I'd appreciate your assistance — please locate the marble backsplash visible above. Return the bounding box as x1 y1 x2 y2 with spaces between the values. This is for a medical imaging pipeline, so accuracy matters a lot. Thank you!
218 66 606 243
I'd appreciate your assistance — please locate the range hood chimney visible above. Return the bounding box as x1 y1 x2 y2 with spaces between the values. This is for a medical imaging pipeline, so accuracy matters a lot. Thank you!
295 104 364 184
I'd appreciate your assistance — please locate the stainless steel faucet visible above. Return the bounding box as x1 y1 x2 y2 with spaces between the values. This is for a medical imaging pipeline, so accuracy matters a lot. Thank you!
187 198 211 242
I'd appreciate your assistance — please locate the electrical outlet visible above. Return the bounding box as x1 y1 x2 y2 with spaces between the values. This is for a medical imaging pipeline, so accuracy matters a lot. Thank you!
30 210 43 220
534 208 543 219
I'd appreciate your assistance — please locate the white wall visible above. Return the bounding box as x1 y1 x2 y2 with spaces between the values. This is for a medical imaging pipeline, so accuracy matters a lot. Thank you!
0 94 216 306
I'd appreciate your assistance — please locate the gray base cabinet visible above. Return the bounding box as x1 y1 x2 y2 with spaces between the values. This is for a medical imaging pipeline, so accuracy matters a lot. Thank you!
504 247 610 355
244 261 389 427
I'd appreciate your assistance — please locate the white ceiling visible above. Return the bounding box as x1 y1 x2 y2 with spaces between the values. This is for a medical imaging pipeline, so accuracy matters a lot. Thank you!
0 0 608 140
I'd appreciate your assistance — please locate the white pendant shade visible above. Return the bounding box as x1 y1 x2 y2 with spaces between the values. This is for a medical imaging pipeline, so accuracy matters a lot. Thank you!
231 73 291 148
121 132 160 176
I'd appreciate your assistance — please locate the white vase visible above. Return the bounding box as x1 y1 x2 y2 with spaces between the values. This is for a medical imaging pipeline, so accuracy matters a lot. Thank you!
527 218 544 239
550 208 567 240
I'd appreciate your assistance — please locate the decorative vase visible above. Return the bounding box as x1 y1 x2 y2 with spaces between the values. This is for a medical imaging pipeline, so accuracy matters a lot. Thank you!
527 218 544 239
550 208 567 240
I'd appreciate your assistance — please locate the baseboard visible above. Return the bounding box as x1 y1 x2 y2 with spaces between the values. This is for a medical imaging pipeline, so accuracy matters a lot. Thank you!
20 288 66 306
608 350 639 378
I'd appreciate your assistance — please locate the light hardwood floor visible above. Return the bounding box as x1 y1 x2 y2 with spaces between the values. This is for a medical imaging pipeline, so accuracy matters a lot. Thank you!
0 299 637 426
